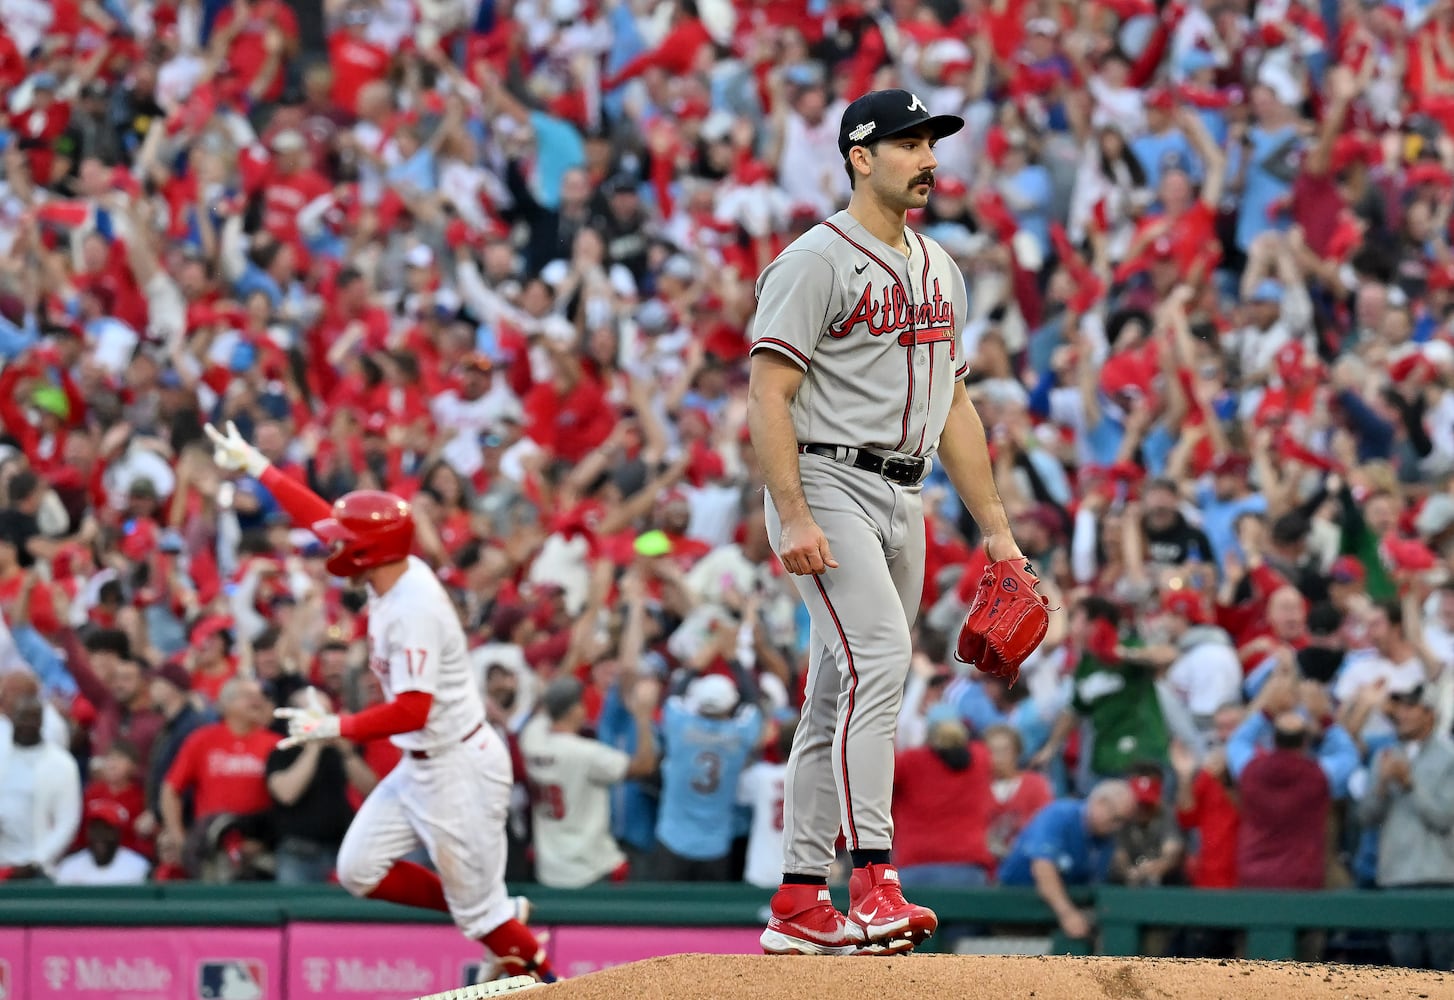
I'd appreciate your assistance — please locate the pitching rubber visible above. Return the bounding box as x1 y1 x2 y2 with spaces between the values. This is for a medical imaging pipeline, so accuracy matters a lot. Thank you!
410 975 544 999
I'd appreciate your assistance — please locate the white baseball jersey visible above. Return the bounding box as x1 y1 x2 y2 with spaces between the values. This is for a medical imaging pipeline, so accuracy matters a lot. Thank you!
519 714 629 889
367 556 485 752
750 209 971 459
736 759 788 890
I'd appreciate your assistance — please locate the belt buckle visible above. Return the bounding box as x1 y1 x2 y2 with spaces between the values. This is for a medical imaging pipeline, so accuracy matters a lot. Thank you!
882 456 923 485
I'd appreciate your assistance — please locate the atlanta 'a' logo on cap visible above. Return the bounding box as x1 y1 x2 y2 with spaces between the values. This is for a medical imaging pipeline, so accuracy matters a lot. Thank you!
907 93 928 113
849 121 876 142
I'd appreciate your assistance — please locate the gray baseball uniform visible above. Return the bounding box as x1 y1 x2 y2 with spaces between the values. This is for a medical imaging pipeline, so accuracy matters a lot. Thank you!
751 208 969 877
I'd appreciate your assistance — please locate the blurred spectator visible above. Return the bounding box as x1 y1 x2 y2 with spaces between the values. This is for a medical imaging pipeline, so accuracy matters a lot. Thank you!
983 724 1054 873
144 661 212 827
159 678 280 879
0 696 80 879
1036 597 1170 783
654 673 763 881
266 689 378 884
1355 679 1454 971
1111 764 1186 888
999 781 1138 941
1335 599 1441 749
1235 710 1330 891
891 710 996 889
739 718 794 891
521 674 658 888
54 799 150 886
1171 709 1244 891
62 628 163 765
80 740 149 859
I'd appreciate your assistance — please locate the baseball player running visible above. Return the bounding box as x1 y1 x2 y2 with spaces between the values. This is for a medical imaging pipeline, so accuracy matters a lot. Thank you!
204 422 557 984
747 89 1036 957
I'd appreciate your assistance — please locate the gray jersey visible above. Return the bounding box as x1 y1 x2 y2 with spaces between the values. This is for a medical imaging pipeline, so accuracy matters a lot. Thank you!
750 210 970 458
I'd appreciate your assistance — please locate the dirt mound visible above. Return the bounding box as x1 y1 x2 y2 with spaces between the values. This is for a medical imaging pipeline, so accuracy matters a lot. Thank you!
537 953 1449 1000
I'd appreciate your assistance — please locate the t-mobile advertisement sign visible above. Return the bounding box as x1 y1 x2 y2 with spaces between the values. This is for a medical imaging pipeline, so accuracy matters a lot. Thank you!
29 928 281 1000
286 924 483 999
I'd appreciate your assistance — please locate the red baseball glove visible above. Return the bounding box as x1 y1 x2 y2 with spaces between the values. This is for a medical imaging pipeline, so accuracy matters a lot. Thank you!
954 558 1052 686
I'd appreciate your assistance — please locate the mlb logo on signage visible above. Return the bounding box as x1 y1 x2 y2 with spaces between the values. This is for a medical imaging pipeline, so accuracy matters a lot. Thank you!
198 960 265 999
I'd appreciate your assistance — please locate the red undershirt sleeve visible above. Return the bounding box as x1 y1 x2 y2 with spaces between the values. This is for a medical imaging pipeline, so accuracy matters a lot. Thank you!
258 465 335 528
339 691 433 741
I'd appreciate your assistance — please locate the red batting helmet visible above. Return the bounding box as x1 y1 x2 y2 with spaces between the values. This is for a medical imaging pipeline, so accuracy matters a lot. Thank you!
312 491 414 578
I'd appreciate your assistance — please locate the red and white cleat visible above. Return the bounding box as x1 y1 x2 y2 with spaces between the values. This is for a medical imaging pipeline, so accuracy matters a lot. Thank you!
847 864 938 955
760 884 866 956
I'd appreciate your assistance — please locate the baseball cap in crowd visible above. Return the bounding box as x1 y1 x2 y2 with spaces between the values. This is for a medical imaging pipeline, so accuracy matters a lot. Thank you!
1161 590 1209 624
405 244 435 269
1129 773 1163 808
1388 677 1440 710
1329 555 1366 585
1210 453 1250 477
541 676 585 722
636 299 674 333
661 255 695 282
84 799 130 830
837 89 965 160
685 674 739 717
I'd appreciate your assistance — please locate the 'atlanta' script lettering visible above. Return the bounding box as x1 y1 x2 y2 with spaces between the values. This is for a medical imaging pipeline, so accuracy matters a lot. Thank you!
829 278 955 350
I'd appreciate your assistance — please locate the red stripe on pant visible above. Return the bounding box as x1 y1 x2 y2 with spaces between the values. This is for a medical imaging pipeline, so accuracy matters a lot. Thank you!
813 575 860 849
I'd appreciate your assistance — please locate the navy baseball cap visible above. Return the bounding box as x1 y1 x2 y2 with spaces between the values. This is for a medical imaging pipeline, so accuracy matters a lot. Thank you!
838 89 965 159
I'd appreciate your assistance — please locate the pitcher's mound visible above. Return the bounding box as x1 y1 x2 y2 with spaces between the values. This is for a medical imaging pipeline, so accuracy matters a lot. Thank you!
538 953 1449 1000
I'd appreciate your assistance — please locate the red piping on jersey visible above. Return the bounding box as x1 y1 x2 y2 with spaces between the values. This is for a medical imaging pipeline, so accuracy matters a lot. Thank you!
822 221 905 290
339 690 434 741
751 337 812 370
813 575 860 850
913 232 934 457
897 351 913 451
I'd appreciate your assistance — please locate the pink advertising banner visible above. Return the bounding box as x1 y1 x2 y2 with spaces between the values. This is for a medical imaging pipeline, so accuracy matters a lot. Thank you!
0 928 25 1000
550 926 767 978
285 923 484 1000
28 927 282 1000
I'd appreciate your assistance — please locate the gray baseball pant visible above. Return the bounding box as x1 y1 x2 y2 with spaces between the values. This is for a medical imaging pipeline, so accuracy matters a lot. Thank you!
765 451 926 877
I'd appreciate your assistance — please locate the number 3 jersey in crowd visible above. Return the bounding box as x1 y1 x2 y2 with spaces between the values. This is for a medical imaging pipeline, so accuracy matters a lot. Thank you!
367 556 485 753
656 698 763 862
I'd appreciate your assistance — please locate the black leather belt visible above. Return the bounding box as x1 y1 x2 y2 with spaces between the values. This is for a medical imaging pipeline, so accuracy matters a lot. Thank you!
798 443 928 486
407 722 483 760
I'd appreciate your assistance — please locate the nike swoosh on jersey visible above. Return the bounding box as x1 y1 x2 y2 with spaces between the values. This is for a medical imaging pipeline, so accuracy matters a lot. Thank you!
854 262 869 274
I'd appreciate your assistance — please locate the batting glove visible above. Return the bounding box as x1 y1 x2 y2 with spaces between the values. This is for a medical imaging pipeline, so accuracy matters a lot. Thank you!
203 420 271 477
275 688 342 750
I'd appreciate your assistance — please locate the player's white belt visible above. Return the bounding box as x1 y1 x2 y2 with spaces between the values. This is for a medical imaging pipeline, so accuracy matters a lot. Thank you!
798 443 929 487
406 722 484 760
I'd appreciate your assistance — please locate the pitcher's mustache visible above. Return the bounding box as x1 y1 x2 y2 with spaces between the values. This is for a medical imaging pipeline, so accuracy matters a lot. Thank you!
912 174 935 188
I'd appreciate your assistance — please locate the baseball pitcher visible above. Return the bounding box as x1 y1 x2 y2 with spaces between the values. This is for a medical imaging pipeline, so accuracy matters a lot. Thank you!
204 422 557 984
748 89 1048 957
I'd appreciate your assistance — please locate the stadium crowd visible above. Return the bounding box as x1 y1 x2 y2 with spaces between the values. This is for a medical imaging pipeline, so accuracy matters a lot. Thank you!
0 0 1452 971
